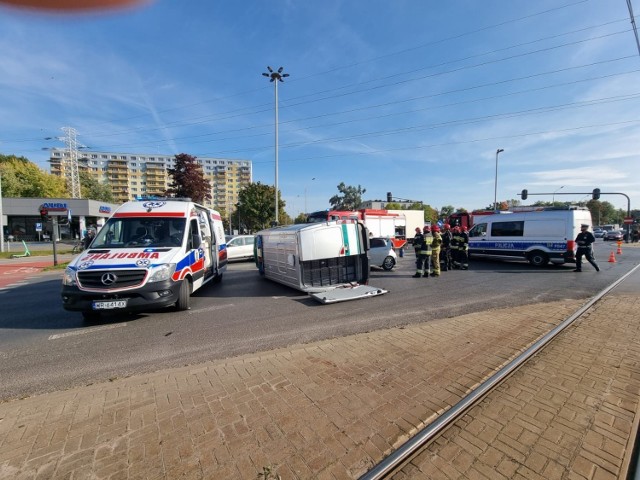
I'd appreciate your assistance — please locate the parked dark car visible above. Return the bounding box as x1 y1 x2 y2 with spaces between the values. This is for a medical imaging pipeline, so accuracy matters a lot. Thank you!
603 230 624 242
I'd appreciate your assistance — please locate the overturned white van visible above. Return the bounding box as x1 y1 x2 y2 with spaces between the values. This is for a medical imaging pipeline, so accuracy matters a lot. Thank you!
61 198 227 320
255 221 387 303
467 206 592 266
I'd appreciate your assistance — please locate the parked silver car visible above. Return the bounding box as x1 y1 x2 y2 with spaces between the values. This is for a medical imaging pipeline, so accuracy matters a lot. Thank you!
368 237 397 271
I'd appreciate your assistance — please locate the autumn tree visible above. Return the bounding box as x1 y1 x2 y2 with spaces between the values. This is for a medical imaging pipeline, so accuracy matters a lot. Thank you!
236 182 287 232
79 170 114 202
165 153 211 204
329 182 366 210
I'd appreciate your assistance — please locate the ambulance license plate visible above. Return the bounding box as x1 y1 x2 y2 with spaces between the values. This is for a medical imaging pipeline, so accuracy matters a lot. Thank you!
92 300 128 310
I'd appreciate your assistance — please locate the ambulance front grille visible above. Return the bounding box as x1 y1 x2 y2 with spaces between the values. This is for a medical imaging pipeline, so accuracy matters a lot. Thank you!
301 256 360 287
77 270 147 289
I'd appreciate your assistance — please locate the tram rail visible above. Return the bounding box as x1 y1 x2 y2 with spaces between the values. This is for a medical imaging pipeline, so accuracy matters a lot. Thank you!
361 264 640 480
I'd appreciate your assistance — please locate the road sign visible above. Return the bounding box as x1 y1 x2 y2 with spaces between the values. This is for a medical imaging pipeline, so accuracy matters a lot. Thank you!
624 217 634 224
35 222 42 232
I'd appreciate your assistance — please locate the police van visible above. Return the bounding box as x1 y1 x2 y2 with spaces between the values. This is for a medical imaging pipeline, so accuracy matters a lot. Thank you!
467 207 592 266
61 198 227 320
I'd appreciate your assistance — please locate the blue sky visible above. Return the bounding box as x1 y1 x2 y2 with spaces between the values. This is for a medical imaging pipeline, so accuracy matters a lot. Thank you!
1 0 639 215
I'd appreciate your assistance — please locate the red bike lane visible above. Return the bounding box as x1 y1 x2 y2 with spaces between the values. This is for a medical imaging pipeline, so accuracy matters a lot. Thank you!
0 257 66 289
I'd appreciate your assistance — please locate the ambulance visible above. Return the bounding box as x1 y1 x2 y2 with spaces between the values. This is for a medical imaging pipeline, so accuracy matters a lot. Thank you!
61 198 227 320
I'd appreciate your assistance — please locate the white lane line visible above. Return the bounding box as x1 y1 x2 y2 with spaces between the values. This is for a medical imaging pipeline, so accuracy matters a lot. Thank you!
48 323 128 340
188 303 235 314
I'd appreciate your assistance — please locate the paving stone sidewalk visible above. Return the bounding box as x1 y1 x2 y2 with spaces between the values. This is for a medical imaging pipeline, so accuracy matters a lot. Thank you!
1 287 639 479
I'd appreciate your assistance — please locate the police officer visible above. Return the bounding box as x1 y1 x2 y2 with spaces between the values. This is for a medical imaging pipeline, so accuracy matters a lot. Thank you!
430 225 443 277
440 223 453 271
574 223 599 272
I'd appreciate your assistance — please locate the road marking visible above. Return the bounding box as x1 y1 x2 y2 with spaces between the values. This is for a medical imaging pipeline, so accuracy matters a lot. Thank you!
188 303 235 314
48 323 127 340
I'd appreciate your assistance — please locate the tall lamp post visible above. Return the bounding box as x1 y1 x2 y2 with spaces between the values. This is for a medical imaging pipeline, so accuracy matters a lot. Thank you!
0 171 4 253
262 66 289 226
304 177 316 215
552 185 564 203
494 148 504 212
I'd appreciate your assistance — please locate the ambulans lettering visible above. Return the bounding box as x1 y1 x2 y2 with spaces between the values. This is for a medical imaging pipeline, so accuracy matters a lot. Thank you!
86 252 160 260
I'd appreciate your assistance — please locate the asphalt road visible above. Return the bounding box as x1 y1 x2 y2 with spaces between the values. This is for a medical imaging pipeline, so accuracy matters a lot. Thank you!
1 243 638 402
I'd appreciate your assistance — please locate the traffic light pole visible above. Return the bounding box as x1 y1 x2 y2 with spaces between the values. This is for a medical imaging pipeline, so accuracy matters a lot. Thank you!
519 190 632 243
52 216 59 266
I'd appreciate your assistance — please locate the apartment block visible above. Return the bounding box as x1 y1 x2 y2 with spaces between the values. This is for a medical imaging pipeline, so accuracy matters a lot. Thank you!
49 149 252 210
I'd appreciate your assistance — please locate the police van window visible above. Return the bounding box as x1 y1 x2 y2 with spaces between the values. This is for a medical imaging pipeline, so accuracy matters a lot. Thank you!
469 223 486 237
491 221 524 237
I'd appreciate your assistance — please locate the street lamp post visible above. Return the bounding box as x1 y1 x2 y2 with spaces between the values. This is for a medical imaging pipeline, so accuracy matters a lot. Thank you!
0 171 4 253
262 66 289 226
494 148 504 212
552 185 565 203
304 177 316 215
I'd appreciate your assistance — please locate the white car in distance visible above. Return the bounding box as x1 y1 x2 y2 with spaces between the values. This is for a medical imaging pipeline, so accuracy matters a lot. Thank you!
225 235 255 261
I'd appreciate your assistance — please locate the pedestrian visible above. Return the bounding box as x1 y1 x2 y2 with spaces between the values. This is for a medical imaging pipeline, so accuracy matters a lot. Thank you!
440 223 453 271
412 227 423 261
430 225 442 277
82 229 96 249
574 223 599 272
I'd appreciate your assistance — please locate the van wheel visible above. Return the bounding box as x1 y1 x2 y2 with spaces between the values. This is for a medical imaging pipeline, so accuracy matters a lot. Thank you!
528 251 549 267
175 279 192 311
382 256 396 271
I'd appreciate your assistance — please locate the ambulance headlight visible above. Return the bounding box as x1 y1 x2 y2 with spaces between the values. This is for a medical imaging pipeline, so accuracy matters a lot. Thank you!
62 267 78 286
147 263 176 283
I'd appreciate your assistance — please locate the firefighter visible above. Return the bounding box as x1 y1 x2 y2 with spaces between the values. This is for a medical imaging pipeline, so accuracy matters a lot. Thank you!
458 226 470 270
440 223 453 271
451 226 461 268
412 227 423 260
430 225 443 277
413 226 432 277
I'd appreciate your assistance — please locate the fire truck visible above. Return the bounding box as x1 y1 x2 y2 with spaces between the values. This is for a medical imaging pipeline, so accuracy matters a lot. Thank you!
306 209 412 249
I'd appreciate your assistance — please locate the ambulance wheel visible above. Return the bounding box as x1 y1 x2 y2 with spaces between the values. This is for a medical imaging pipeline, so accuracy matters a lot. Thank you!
528 251 549 267
382 256 396 271
175 279 192 311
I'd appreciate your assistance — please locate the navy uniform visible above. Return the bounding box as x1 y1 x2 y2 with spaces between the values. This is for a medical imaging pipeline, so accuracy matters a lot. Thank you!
574 224 599 272
440 224 453 271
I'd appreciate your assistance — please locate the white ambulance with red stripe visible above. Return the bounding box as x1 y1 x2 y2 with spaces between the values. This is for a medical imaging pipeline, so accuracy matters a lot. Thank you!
62 198 227 320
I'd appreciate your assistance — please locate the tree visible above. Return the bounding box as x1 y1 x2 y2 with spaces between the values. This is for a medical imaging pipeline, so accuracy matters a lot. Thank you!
237 182 287 231
439 205 455 219
0 154 67 198
165 153 211 204
422 204 439 225
79 170 114 202
385 202 403 210
585 200 617 226
329 182 366 210
294 213 307 224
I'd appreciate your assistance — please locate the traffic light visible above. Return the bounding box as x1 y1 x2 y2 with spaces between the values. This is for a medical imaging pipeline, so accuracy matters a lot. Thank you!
521 189 528 200
387 192 392 202
592 188 600 200
39 207 49 222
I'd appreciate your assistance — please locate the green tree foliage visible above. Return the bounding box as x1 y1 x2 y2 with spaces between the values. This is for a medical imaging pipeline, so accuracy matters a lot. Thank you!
439 205 455 218
79 170 114 202
384 202 403 210
585 200 618 226
422 204 439 224
329 182 366 210
236 182 287 231
165 153 211 204
0 154 67 197
294 213 307 224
